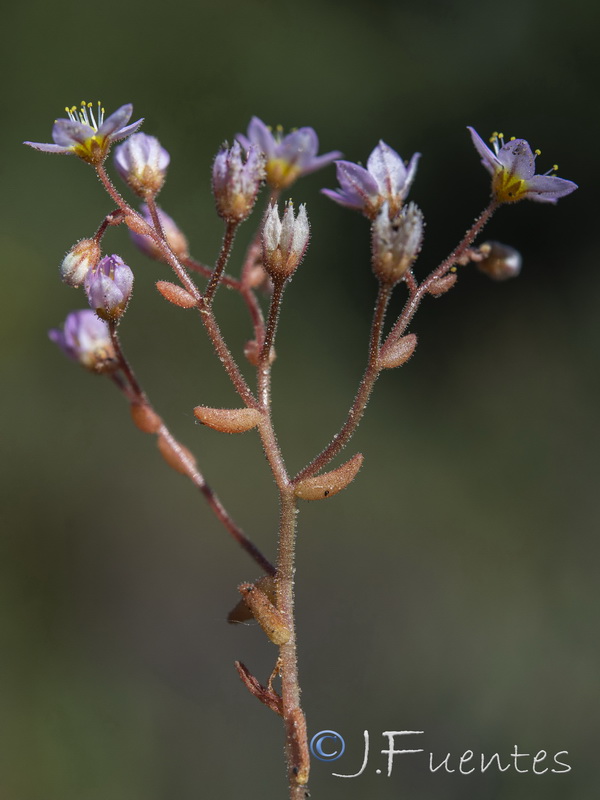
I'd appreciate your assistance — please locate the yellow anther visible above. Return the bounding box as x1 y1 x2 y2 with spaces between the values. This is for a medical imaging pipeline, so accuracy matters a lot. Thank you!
498 132 504 139
510 136 516 141
553 164 558 171
534 148 541 156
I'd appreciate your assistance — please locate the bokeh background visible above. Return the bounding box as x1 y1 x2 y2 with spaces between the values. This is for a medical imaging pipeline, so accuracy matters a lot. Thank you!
3 0 599 798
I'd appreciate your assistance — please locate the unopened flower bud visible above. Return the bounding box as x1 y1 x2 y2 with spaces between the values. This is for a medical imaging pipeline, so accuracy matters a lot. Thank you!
114 133 170 197
371 202 424 284
84 254 134 321
48 309 116 373
477 241 522 280
129 205 189 260
212 141 265 223
262 202 310 281
60 239 101 287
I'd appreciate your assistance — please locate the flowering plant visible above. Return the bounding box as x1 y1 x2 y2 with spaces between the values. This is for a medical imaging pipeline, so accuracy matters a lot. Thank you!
27 104 576 799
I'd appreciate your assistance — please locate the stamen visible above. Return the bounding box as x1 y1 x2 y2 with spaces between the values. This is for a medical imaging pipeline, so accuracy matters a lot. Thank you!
534 148 542 157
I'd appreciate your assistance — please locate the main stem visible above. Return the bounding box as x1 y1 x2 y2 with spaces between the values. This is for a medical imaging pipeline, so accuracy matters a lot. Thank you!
256 277 309 796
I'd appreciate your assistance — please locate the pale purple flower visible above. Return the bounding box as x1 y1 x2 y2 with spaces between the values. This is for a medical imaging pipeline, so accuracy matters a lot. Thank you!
84 254 134 321
468 127 577 204
114 132 170 196
262 202 310 279
49 309 116 372
237 117 341 189
322 141 420 219
212 141 265 222
25 102 143 166
129 204 189 260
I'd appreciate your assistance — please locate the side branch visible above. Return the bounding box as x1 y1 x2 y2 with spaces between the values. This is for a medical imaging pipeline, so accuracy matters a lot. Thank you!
293 281 392 483
108 324 274 575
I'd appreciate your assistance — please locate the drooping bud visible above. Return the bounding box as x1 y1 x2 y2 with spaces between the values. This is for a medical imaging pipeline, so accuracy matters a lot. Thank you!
48 309 117 373
60 239 101 287
244 339 276 366
129 205 189 260
294 453 364 500
156 281 197 309
378 333 417 370
212 141 265 223
113 133 170 197
371 202 424 284
262 201 310 281
477 241 522 280
428 273 458 296
193 406 262 433
84 254 134 321
238 582 291 645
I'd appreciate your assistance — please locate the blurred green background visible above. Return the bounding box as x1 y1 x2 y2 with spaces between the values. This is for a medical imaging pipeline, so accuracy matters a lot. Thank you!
2 0 599 798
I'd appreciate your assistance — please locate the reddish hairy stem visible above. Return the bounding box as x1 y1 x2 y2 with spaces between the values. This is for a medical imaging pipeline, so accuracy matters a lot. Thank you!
385 201 498 345
204 220 239 305
293 281 392 483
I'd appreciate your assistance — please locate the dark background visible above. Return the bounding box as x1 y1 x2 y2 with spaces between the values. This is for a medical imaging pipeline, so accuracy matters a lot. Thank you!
3 0 599 798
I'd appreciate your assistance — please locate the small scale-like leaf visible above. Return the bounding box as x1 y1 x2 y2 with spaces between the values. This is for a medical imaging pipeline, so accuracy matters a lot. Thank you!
157 434 196 475
428 273 457 296
294 453 364 500
234 661 283 716
130 402 161 434
238 582 291 645
378 333 417 370
228 576 276 624
194 406 261 433
156 280 197 308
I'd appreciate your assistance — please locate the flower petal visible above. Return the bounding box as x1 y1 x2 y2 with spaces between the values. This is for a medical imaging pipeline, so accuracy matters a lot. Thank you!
367 141 407 194
98 103 133 137
335 160 380 199
403 152 421 198
524 175 578 203
278 127 319 166
246 117 277 159
109 118 144 143
52 119 95 146
497 139 535 179
303 150 343 173
468 127 500 174
23 140 72 154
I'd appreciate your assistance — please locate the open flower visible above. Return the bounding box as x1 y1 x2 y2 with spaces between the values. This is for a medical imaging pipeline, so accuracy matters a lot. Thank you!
49 309 117 373
468 127 577 204
322 141 420 219
25 102 143 166
237 117 341 189
114 132 169 196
